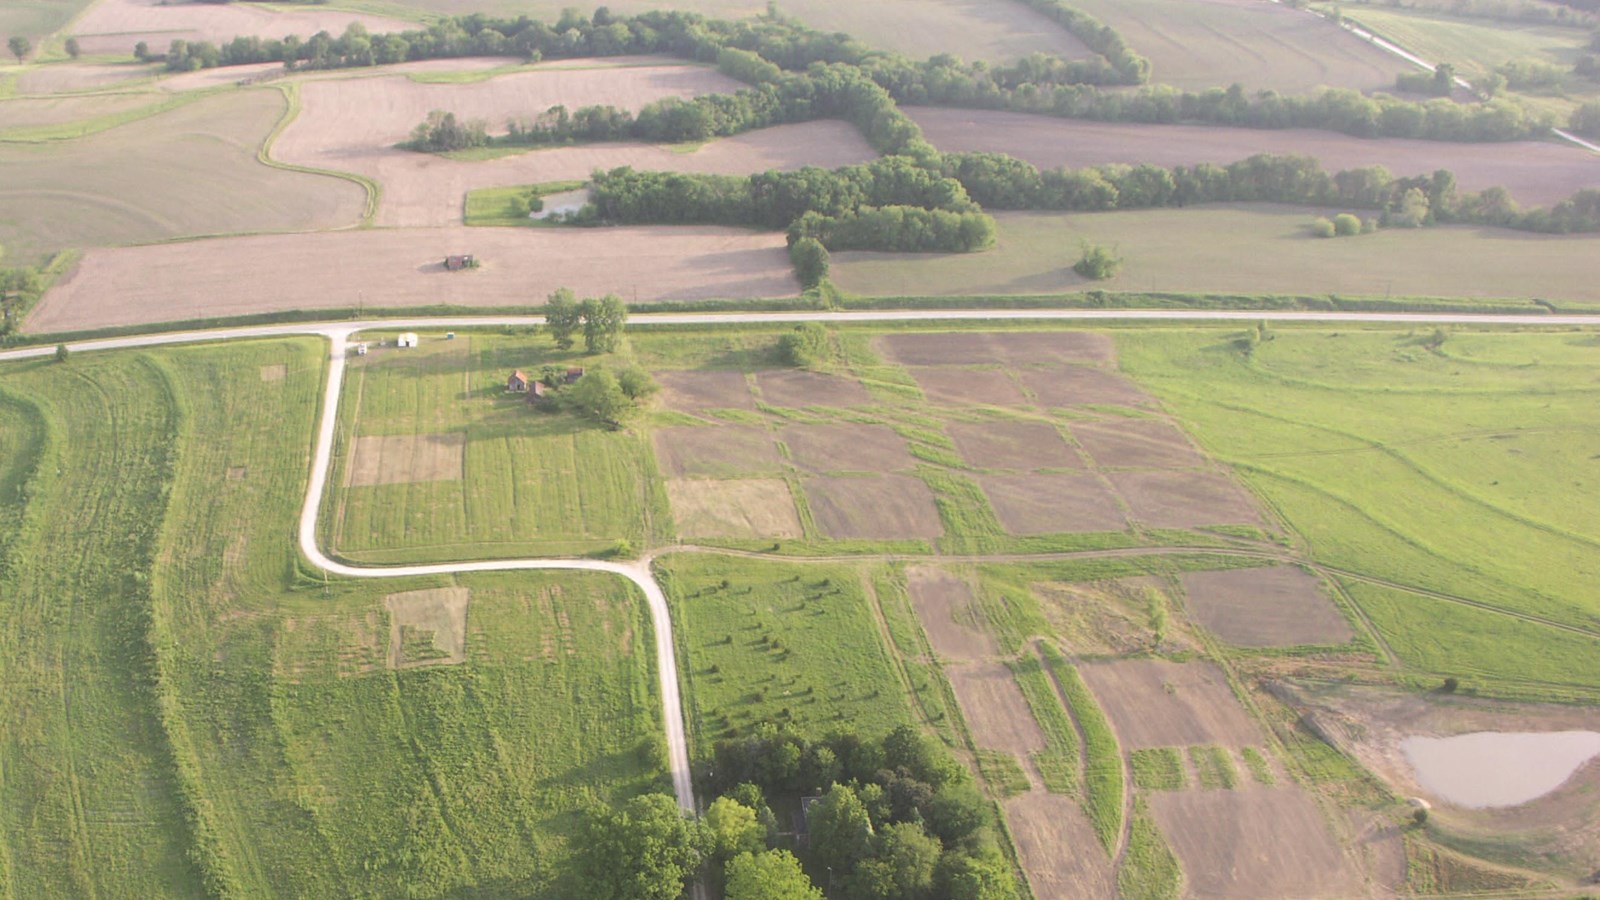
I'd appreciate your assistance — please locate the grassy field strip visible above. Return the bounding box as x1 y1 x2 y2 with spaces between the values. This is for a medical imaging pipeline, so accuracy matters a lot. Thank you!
0 89 214 142
1007 654 1081 794
1117 796 1183 899
1037 641 1124 855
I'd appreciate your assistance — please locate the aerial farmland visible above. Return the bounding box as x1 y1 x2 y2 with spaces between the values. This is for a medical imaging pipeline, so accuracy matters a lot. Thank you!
1 0 1599 896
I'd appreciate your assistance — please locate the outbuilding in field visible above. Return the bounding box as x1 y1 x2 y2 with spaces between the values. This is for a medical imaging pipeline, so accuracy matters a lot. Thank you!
397 332 418 348
525 381 549 405
444 254 476 271
507 370 531 393
565 366 585 384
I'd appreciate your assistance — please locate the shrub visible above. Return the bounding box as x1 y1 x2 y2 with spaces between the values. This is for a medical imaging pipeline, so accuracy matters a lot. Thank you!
1073 242 1122 279
1310 217 1336 238
777 323 829 367
1333 213 1362 236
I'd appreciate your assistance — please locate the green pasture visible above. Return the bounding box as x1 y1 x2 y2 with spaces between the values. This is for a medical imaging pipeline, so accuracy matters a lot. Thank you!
464 179 585 227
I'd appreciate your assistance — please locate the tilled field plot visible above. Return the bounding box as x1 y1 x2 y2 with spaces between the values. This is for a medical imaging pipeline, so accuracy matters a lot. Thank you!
910 368 1029 406
1180 566 1355 648
666 478 801 539
656 370 756 413
977 472 1128 535
1080 659 1262 750
988 331 1116 365
1070 417 1206 469
1103 469 1261 529
1017 366 1154 409
346 432 465 486
948 663 1047 754
1004 793 1116 898
753 370 872 408
1151 788 1363 898
384 587 470 669
877 331 1114 366
803 475 942 540
949 420 1082 470
781 424 914 473
876 332 999 366
906 566 995 661
654 426 779 477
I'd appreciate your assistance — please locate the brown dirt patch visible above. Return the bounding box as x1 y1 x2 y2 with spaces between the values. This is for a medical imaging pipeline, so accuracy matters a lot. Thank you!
977 472 1128 535
1103 469 1262 529
989 331 1115 365
345 432 465 487
910 108 1600 209
753 369 871 408
906 566 996 662
655 370 756 413
1004 793 1116 898
384 587 470 669
17 63 160 94
1070 417 1206 469
1080 658 1263 749
949 662 1048 755
1181 566 1355 648
30 226 796 333
653 426 779 477
0 93 162 131
877 332 998 366
666 478 801 539
909 367 1028 406
69 0 414 56
1016 365 1154 409
258 363 287 382
1150 787 1363 899
781 424 914 473
803 475 942 540
877 330 1115 366
948 420 1081 470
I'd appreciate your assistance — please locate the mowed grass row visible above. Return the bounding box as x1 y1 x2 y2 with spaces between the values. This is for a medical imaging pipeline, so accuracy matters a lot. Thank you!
1041 642 1123 854
1007 653 1080 794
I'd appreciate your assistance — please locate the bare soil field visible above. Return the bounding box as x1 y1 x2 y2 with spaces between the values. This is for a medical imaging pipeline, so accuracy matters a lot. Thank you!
1016 366 1154 410
655 370 756 413
780 424 914 474
1004 793 1116 898
346 432 465 487
1180 566 1355 648
988 331 1116 366
1103 469 1262 529
158 57 514 92
1070 417 1206 469
16 63 160 94
752 370 871 408
877 332 999 366
803 475 942 540
29 226 795 333
384 587 470 668
653 425 780 478
666 478 801 539
909 109 1600 209
68 0 417 56
876 331 1115 366
1081 658 1263 750
0 92 163 131
949 662 1048 755
909 368 1029 406
906 566 996 662
1150 787 1364 898
977 473 1128 535
948 421 1082 470
1057 0 1406 92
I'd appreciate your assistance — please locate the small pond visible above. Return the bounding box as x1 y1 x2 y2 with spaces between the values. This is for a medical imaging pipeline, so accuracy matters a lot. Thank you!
530 188 590 219
1401 730 1600 808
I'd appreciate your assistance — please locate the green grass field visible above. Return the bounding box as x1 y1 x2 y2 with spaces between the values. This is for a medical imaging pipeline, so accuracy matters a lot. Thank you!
831 206 1600 307
464 180 585 227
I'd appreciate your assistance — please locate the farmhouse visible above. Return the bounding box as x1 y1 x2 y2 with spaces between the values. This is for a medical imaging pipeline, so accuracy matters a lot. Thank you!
397 332 418 348
507 370 532 393
444 254 476 271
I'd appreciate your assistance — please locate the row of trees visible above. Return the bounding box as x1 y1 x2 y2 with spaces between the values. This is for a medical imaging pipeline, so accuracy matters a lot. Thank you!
543 288 627 353
787 206 997 253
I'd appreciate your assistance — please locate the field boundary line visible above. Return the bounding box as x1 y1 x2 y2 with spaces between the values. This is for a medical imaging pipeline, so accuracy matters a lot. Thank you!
259 82 380 226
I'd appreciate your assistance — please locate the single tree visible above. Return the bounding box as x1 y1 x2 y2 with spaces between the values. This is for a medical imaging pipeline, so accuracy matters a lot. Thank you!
573 793 709 900
544 287 581 349
1310 217 1336 238
9 36 31 62
1332 213 1362 236
614 364 658 402
581 294 627 354
1431 62 1456 96
64 37 80 59
55 344 70 363
788 236 829 290
133 41 149 61
564 369 631 426
777 322 828 367
725 850 823 900
705 796 765 862
806 783 874 873
1073 242 1122 280
872 821 941 899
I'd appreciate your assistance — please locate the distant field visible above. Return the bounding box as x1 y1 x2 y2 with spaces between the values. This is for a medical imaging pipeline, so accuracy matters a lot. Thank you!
68 0 417 57
0 90 167 133
0 87 365 264
0 0 95 44
830 205 1600 305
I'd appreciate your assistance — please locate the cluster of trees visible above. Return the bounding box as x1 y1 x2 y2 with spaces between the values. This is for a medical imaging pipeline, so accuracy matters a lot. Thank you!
1311 213 1374 238
777 322 831 366
1395 62 1458 97
543 288 627 353
0 260 45 343
1010 0 1150 83
406 110 489 152
787 206 997 253
789 239 830 290
1572 100 1600 136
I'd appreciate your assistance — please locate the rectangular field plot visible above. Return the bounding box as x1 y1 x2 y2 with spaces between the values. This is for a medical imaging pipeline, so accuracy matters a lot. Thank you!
977 473 1129 535
666 478 802 539
910 367 1030 406
1180 566 1354 648
949 421 1082 470
1150 788 1363 898
1017 366 1155 409
948 662 1048 756
345 432 465 486
803 475 944 540
878 331 1114 367
1080 659 1262 750
878 332 1001 366
1103 469 1261 530
907 566 997 662
781 423 915 473
754 369 872 408
654 425 781 477
1070 417 1206 469
1004 793 1117 898
384 587 470 669
656 370 756 413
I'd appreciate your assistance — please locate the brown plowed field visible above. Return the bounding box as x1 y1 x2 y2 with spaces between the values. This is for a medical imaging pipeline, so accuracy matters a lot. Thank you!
666 478 801 539
1017 366 1154 409
1080 659 1262 750
16 63 159 94
0 93 162 130
346 432 464 486
1004 793 1116 898
877 332 998 366
877 331 1114 366
911 108 1600 209
989 331 1116 365
977 473 1128 535
1150 788 1363 898
1070 417 1206 469
803 475 942 540
653 426 780 477
949 663 1048 754
1103 469 1261 529
69 0 416 56
1180 566 1356 648
909 368 1029 406
29 226 795 333
906 566 995 662
753 370 871 408
781 424 914 473
656 370 756 413
949 421 1082 470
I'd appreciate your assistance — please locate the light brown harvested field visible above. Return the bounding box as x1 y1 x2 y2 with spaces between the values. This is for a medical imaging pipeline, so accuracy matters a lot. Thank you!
0 92 164 130
877 332 997 365
16 63 160 94
977 472 1129 535
346 432 465 487
906 566 996 662
1103 469 1261 529
1016 366 1154 409
780 424 914 474
1180 566 1355 648
1034 577 1191 657
948 421 1082 470
752 369 872 408
803 475 943 540
909 368 1029 406
910 109 1600 209
1080 658 1262 750
948 662 1048 754
877 331 1115 366
655 370 756 413
1004 793 1116 899
68 0 417 56
29 226 795 333
1150 788 1363 899
384 587 470 668
652 426 780 478
666 478 801 539
1070 417 1206 469
989 331 1116 366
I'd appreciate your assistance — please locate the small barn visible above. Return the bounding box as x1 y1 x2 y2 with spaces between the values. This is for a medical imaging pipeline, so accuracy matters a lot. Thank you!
564 366 585 384
397 333 418 348
444 254 476 271
507 370 532 393
525 381 549 404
